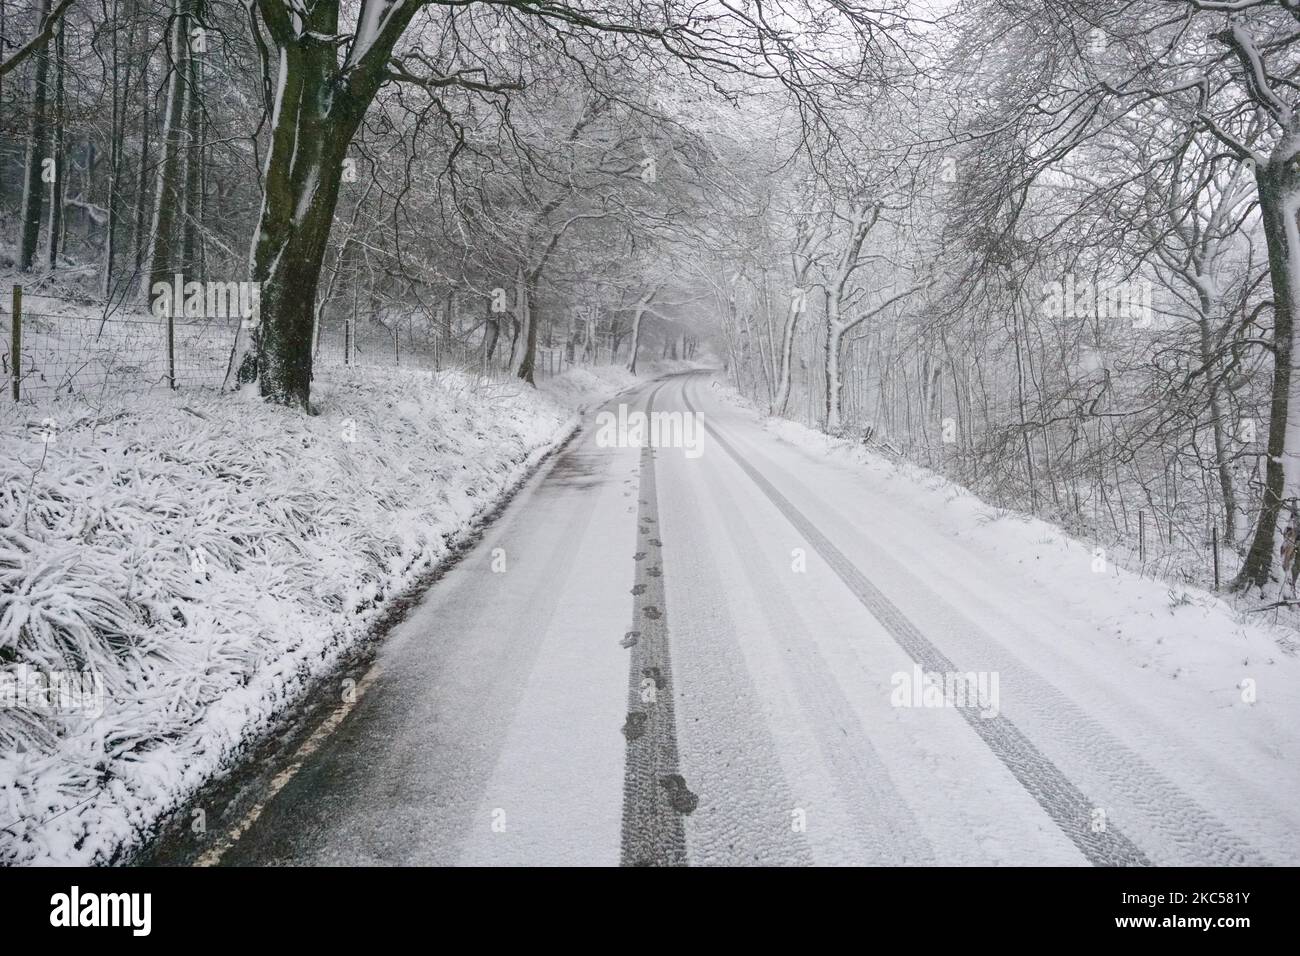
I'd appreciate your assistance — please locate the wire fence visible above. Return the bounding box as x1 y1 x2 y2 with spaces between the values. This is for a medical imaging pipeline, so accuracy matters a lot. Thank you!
312 321 582 381
3 285 589 403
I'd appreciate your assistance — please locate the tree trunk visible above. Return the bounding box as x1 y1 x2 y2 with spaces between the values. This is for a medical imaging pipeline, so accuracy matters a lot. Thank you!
226 127 352 406
1234 156 1300 590
42 19 64 271
507 265 528 375
1010 285 1037 512
772 293 803 416
483 296 500 363
825 323 845 432
101 0 130 297
517 273 540 384
626 291 653 375
516 224 571 385
132 42 152 275
824 283 846 432
1195 292 1238 547
225 1 394 408
140 0 192 296
17 0 52 273
506 315 521 369
182 37 202 275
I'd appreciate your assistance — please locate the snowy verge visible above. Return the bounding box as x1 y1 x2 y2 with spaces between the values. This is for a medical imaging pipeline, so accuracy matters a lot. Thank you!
712 381 1299 737
0 363 636 865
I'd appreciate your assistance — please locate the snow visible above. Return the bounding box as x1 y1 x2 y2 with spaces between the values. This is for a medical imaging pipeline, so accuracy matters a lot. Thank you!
11 360 1282 866
0 362 641 865
346 0 406 72
292 169 318 226
655 403 1080 864
716 388 1300 862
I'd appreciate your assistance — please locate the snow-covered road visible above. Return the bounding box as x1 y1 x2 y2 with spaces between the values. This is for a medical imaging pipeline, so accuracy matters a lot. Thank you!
195 372 1299 866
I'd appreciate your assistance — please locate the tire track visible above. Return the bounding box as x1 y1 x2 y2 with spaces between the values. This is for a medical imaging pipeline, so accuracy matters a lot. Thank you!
691 438 936 863
620 382 692 866
655 462 816 865
697 378 1270 865
683 378 1150 867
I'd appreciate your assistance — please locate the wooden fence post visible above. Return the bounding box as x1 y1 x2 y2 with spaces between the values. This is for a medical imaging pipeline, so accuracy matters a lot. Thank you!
1212 524 1220 590
167 308 176 389
10 285 20 401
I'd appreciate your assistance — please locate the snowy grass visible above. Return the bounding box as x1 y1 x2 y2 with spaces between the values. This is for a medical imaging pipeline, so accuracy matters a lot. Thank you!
0 362 630 865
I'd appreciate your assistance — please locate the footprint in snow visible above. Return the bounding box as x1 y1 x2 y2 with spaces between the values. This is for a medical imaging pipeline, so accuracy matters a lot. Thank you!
622 711 647 741
659 774 699 814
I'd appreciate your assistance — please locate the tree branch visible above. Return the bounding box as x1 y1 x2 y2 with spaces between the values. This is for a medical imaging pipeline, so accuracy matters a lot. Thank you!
0 0 77 79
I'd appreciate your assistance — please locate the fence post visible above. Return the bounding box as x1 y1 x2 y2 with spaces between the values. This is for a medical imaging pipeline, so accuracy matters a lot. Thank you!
167 307 176 389
1212 524 1220 590
344 318 351 365
394 328 400 367
1139 510 1145 564
10 285 20 401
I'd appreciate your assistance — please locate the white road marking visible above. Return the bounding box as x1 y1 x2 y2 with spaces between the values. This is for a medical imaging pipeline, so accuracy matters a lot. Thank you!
194 664 383 867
